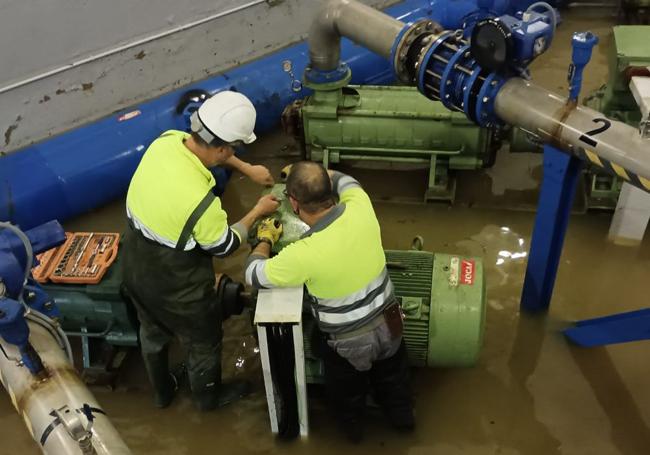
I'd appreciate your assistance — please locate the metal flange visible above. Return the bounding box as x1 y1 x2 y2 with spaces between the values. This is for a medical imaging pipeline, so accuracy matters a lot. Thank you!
391 19 443 84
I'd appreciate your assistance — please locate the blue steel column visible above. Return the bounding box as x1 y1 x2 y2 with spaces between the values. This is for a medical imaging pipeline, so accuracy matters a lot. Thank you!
520 145 583 312
520 31 598 312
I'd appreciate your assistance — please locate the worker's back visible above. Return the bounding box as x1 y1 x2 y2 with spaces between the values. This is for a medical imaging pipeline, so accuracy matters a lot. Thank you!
259 176 392 334
296 186 386 298
126 130 226 248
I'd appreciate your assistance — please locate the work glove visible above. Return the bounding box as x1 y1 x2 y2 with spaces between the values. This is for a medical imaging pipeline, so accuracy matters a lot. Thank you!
256 218 283 247
280 164 293 182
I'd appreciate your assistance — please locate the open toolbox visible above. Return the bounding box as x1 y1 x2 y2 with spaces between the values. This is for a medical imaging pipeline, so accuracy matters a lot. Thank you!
32 232 120 284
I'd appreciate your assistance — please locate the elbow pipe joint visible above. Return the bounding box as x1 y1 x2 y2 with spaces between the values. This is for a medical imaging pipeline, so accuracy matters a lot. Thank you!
306 0 405 85
307 1 343 73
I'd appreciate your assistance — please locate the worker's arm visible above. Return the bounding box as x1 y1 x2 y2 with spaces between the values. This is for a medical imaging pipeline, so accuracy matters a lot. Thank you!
245 218 280 286
194 195 279 257
250 240 272 260
234 195 280 236
223 155 274 187
329 170 362 197
245 241 308 289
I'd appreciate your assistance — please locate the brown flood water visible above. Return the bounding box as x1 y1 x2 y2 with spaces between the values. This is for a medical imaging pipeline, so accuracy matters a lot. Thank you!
3 9 650 455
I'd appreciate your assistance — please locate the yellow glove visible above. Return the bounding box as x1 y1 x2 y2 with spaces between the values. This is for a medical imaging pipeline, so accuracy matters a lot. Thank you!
256 218 283 247
280 164 293 182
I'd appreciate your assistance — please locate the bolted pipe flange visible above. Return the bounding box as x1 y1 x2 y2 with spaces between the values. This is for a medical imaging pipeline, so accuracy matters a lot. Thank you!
391 19 443 84
303 62 351 90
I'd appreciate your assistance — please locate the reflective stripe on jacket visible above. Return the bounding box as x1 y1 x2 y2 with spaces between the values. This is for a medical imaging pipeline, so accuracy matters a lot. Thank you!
246 172 393 334
126 130 244 255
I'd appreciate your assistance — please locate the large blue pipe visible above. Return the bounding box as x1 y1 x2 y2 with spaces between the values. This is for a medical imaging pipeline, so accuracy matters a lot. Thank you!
0 0 533 229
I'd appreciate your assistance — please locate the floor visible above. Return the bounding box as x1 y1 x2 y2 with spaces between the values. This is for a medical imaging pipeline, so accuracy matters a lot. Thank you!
3 8 650 455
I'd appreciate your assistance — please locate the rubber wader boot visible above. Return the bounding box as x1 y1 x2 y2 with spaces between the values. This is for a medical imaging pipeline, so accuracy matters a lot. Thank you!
190 360 252 411
192 380 252 411
143 350 176 408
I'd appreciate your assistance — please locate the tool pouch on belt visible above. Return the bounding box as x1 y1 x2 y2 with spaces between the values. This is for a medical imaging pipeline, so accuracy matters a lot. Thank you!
383 304 403 340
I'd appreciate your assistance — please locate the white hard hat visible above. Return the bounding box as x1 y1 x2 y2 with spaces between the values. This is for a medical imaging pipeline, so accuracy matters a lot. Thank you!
190 91 257 145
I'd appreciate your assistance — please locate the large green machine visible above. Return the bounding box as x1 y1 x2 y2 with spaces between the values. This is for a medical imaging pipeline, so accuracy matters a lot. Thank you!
283 84 500 202
584 26 650 208
265 184 486 383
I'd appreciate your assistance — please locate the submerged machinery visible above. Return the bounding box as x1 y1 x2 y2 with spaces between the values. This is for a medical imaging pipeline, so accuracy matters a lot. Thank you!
0 221 249 450
283 85 499 202
283 3 558 202
300 0 650 200
39 254 248 384
0 222 131 454
265 183 486 382
255 183 485 437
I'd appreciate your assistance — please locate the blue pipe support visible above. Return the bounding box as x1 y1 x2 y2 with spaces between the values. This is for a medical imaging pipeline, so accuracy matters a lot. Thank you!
520 145 583 312
564 308 650 347
519 31 597 313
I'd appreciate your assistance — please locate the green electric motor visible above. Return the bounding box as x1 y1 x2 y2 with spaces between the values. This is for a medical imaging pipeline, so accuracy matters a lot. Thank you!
41 254 138 347
283 85 500 202
41 252 248 380
266 185 486 382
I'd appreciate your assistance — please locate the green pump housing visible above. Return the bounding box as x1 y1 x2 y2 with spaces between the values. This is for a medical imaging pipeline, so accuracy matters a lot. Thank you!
283 84 500 202
42 255 138 347
41 253 247 381
40 255 138 381
265 184 486 383
584 26 650 209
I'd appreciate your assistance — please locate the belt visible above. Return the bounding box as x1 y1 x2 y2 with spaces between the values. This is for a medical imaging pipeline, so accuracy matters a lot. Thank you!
127 221 165 248
328 303 396 341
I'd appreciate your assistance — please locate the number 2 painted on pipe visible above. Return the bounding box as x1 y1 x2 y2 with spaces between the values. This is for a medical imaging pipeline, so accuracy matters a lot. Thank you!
579 118 612 147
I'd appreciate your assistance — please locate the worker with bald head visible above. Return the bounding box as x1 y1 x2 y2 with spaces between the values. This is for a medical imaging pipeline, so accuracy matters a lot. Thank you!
245 161 414 442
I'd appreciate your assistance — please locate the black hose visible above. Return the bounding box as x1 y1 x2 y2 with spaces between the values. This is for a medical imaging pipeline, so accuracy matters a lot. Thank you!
266 324 300 440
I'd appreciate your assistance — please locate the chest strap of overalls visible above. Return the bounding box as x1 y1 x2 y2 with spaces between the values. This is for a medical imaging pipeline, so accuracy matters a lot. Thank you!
175 188 216 251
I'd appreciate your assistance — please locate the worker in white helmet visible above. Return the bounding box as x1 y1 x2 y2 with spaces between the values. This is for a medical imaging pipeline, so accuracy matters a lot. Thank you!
122 91 280 411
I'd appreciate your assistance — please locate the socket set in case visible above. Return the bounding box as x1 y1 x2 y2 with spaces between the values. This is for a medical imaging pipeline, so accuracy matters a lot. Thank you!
33 232 120 284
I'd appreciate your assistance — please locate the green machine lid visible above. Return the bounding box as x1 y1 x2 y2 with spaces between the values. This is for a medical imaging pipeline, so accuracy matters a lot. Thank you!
613 26 650 66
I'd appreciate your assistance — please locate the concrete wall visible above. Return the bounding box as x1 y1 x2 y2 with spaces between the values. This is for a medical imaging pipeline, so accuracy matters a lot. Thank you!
0 0 394 153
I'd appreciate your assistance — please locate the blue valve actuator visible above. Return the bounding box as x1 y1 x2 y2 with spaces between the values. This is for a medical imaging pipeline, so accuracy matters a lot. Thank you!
568 31 598 102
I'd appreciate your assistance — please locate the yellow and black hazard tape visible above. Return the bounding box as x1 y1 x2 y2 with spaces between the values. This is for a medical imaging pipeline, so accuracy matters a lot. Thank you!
576 148 650 193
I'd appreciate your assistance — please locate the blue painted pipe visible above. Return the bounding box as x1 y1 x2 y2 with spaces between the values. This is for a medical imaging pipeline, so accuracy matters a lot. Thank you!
0 0 540 229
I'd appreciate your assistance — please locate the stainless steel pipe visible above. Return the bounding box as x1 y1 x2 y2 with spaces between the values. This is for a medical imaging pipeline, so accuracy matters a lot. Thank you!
308 0 404 71
0 322 132 454
495 78 650 184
